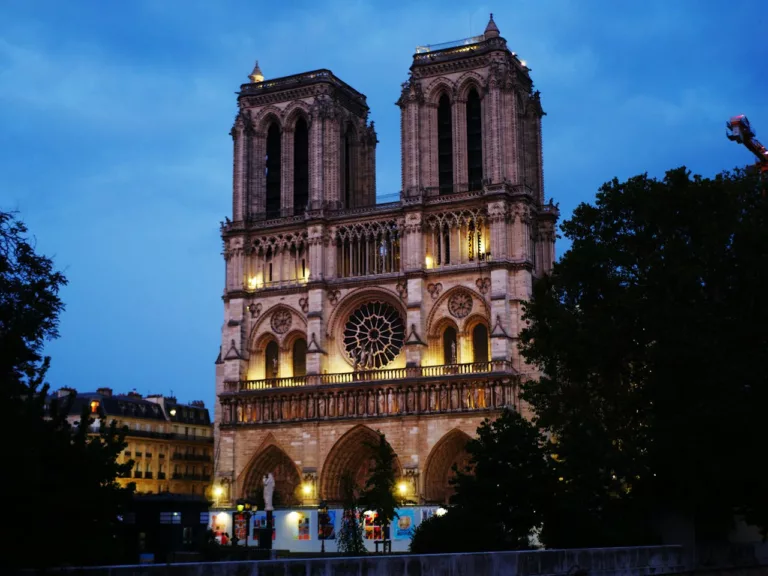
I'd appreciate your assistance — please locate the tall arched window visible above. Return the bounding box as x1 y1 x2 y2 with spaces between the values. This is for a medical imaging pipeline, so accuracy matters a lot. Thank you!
437 94 454 195
293 117 309 214
265 123 282 218
292 338 307 377
443 326 458 365
343 124 357 208
472 324 489 364
265 340 279 379
466 88 483 191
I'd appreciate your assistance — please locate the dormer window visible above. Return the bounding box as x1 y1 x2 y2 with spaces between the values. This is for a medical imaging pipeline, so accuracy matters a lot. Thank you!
90 400 100 414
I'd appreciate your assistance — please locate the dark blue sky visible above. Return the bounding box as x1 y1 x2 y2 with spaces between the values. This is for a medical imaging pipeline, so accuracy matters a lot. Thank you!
1 1 766 408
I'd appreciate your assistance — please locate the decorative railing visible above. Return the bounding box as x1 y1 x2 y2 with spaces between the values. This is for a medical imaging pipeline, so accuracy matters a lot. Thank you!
412 37 507 65
239 69 367 103
415 35 484 53
225 361 514 394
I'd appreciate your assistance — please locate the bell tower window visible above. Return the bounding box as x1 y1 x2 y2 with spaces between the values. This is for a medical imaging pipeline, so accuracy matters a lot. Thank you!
443 326 458 365
292 338 307 378
437 94 454 195
343 124 357 208
265 340 279 379
293 117 309 215
466 88 483 191
472 324 489 364
265 122 282 219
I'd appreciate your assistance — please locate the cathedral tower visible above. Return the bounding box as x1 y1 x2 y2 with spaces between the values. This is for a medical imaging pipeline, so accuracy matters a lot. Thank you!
214 16 558 515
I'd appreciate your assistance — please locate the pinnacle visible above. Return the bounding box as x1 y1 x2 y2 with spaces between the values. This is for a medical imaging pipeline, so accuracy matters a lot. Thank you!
249 60 264 83
484 13 500 39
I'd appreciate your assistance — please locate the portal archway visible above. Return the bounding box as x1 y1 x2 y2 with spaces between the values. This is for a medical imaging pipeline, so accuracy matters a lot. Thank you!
240 443 301 506
319 425 402 503
423 429 472 504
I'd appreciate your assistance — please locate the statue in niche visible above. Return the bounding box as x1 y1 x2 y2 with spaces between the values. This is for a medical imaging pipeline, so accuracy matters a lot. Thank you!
263 473 275 511
495 382 503 407
272 398 279 420
451 386 458 410
419 388 427 411
377 390 385 414
307 396 315 419
347 394 355 416
318 396 326 418
282 398 290 420
236 403 243 422
357 393 365 415
222 405 231 424
337 396 344 417
367 392 375 415
465 387 474 409
429 388 436 411
450 341 457 365
329 395 336 417
439 387 448 411
387 389 395 414
272 356 279 378
379 238 388 270
406 389 414 412
473 386 480 410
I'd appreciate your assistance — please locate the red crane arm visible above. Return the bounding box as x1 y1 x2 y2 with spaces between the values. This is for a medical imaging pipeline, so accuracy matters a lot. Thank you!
727 115 768 174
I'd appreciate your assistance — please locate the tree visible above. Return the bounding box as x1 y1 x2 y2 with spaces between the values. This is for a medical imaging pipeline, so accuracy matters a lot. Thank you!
1 211 134 569
359 432 402 540
410 409 554 553
337 471 366 555
519 168 768 545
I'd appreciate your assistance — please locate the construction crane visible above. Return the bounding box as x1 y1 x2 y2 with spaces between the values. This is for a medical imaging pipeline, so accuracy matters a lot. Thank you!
726 115 768 193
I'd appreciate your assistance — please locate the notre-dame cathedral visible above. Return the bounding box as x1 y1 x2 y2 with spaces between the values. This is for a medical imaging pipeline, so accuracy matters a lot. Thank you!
214 15 557 507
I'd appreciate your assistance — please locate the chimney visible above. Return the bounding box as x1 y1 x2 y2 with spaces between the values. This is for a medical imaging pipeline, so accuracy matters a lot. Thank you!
127 391 143 399
165 396 177 404
57 387 76 398
96 387 112 397
191 400 205 408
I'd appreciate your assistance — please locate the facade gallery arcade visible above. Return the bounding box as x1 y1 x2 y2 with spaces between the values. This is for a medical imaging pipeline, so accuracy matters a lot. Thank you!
213 15 558 522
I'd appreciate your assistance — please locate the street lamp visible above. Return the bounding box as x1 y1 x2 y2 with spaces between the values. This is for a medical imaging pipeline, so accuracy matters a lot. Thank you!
317 500 328 554
213 485 224 507
234 499 256 547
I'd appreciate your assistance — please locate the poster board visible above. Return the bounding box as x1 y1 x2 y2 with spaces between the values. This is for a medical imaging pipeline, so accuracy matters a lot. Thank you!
393 509 416 540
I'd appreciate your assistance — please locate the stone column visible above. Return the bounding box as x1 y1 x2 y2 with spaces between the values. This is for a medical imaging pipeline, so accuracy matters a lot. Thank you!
249 131 266 219
231 122 245 222
403 210 423 271
453 97 467 192
309 108 324 210
487 200 508 260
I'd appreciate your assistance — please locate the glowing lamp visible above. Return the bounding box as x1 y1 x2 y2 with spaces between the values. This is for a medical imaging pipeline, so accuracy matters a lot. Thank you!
398 482 408 495
435 507 447 517
425 255 433 269
302 483 312 496
213 486 224 497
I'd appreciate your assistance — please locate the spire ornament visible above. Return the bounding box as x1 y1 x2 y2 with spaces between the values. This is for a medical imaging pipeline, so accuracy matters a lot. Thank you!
484 13 500 39
248 60 264 83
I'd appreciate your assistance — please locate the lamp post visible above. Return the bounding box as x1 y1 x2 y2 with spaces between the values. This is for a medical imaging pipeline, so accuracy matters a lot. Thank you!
317 500 328 554
235 499 256 547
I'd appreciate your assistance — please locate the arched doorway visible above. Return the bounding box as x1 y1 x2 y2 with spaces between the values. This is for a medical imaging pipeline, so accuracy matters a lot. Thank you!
443 326 458 365
423 429 472 504
292 338 306 377
265 340 279 379
472 324 489 363
319 425 402 503
241 444 301 506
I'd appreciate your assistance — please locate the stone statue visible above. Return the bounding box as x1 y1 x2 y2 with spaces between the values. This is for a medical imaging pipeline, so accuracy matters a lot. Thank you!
450 341 457 365
263 473 275 511
379 238 387 270
272 356 279 378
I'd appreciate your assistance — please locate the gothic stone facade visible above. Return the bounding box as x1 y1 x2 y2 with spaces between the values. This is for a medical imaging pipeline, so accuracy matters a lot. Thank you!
214 17 558 507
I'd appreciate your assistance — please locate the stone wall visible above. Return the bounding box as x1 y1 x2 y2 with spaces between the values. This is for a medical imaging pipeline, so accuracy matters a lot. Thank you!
34 546 686 576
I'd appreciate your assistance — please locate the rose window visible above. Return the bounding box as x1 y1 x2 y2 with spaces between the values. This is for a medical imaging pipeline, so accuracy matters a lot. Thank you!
343 301 405 369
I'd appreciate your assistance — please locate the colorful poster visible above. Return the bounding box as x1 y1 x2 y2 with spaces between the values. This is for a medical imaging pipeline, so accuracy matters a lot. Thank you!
233 513 247 541
318 510 336 540
393 509 416 540
292 512 311 540
421 508 434 522
252 512 275 544
363 511 381 540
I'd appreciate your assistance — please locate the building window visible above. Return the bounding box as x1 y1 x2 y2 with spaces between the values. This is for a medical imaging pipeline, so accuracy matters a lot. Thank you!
293 117 309 214
265 340 279 379
472 324 489 364
160 512 181 525
292 338 307 377
466 87 483 191
443 326 458 365
265 122 281 218
90 400 100 414
437 94 453 195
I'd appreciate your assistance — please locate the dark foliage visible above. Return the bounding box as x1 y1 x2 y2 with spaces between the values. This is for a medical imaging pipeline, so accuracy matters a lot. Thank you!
337 471 365 555
359 432 402 535
1 211 134 570
410 409 553 553
520 168 768 546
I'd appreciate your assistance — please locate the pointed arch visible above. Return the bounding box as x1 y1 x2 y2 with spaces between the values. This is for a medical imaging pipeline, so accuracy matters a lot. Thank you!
424 77 456 105
283 101 311 130
238 436 302 505
426 286 490 337
319 425 402 503
423 428 473 504
254 106 284 133
455 71 486 101
248 303 306 350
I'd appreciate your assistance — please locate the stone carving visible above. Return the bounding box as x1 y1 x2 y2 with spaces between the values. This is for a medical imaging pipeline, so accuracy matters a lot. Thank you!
299 297 309 314
248 302 262 319
270 309 292 334
448 290 473 318
328 289 341 306
395 281 408 300
476 277 491 295
263 473 275 511
427 283 443 300
450 341 457 364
